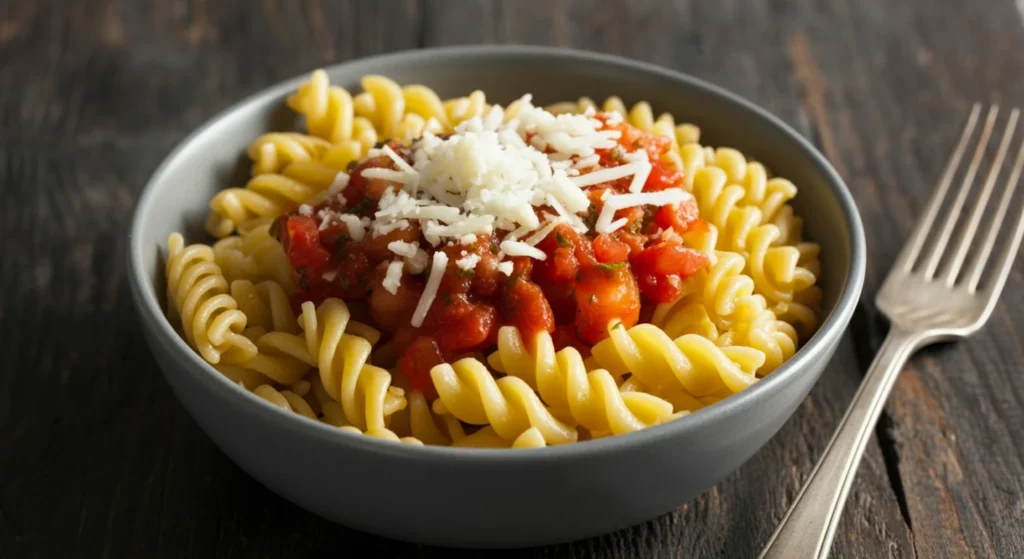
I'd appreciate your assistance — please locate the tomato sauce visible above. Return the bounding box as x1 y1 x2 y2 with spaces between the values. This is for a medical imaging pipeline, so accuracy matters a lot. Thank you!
273 115 709 394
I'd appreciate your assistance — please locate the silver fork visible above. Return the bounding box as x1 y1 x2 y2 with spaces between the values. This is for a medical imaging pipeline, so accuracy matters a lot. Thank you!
759 104 1024 559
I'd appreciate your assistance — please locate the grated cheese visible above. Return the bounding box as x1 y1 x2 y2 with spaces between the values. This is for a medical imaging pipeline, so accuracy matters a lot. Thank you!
411 252 449 328
298 204 313 216
456 254 480 270
388 240 419 258
382 261 404 295
497 261 514 276
337 214 367 242
500 240 547 260
594 188 693 235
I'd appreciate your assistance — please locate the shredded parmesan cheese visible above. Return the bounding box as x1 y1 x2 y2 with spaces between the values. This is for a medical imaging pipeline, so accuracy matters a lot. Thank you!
411 252 449 328
456 254 480 270
382 261 404 295
500 240 547 260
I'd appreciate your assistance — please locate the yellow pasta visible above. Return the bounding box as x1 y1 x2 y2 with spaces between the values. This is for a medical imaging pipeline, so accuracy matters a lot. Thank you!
165 233 257 365
205 172 326 238
163 69 824 448
247 132 332 175
591 322 764 399
430 357 579 445
488 327 676 436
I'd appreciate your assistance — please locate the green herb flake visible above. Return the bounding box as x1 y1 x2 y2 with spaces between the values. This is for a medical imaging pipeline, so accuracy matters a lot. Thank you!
490 240 500 254
297 268 312 292
583 203 599 229
555 231 570 248
629 218 643 234
613 322 625 330
457 268 476 279
349 198 373 215
595 261 627 272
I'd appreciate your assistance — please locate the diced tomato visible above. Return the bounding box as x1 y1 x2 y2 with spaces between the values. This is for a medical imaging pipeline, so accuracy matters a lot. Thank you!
280 215 332 272
552 324 590 353
502 279 555 336
370 264 422 332
654 196 701 234
615 231 648 255
593 234 630 263
332 245 373 300
398 336 443 398
425 294 498 353
630 242 709 303
575 263 641 344
345 153 402 204
645 160 684 191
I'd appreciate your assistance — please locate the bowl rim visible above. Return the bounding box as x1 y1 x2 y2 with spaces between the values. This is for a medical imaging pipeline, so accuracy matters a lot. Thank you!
128 44 866 462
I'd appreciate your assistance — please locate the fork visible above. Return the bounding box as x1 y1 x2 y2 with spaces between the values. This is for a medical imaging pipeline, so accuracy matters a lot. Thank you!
758 104 1024 559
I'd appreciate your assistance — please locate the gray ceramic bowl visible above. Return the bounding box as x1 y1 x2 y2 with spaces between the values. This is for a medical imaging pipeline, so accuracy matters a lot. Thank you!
128 45 866 548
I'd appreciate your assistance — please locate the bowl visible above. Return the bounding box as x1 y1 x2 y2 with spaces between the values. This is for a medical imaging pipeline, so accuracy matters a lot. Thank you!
128 45 866 548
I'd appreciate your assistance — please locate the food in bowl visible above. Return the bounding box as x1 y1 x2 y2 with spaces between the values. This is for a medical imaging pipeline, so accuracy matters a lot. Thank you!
163 69 823 449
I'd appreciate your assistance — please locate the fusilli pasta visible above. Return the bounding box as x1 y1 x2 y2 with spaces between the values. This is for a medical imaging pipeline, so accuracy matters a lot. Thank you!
163 69 824 449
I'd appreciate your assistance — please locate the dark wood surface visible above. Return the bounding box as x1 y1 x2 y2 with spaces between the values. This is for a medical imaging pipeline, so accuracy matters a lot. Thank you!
3 1 1024 557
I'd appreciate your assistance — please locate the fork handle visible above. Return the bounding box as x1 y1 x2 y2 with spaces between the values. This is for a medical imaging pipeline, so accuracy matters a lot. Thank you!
758 326 921 559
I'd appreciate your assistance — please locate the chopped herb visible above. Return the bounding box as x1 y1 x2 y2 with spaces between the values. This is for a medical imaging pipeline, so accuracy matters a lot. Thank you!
595 261 627 272
609 146 624 161
555 231 570 248
629 218 643 234
457 268 476 279
505 271 523 285
490 240 499 254
333 235 351 259
346 160 359 172
467 243 479 251
583 203 599 229
349 198 373 215
613 322 625 330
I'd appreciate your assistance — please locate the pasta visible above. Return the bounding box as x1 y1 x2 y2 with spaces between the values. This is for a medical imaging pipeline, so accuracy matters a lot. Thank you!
165 233 258 365
163 69 823 448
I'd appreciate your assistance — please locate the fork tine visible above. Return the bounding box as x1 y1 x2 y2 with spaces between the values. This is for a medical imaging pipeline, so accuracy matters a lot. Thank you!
966 132 1024 293
896 104 982 272
945 109 1020 285
921 105 999 278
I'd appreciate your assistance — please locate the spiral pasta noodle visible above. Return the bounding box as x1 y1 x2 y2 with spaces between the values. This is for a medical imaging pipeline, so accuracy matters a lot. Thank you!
488 327 676 437
165 233 257 365
213 223 296 289
205 172 327 238
591 322 765 400
430 357 579 445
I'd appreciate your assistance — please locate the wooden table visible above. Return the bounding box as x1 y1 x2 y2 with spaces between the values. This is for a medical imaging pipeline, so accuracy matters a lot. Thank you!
4 1 1024 557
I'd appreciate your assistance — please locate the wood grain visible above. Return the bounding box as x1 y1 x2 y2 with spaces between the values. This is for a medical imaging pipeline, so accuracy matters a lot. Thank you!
1 0 1022 557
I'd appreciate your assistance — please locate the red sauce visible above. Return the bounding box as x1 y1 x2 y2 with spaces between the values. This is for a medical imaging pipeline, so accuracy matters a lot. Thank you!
273 114 709 393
